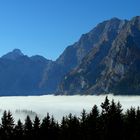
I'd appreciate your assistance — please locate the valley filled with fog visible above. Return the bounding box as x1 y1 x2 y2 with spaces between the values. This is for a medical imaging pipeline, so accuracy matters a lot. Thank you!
0 95 140 123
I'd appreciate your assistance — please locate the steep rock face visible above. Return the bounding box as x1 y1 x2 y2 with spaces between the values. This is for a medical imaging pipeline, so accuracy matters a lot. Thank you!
101 16 140 94
40 18 125 92
0 50 52 95
59 16 140 95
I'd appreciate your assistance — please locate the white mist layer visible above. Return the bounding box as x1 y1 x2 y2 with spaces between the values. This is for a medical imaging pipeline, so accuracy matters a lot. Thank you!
0 95 140 122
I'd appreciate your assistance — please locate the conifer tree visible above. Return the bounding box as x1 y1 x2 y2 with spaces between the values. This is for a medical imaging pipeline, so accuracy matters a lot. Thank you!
100 96 111 140
87 105 99 140
33 116 40 140
7 111 14 130
125 107 136 140
107 100 123 140
1 111 8 129
14 119 23 140
60 116 68 140
24 115 33 139
33 115 40 131
101 96 110 115
1 111 8 139
50 116 59 140
1 111 14 140
80 109 88 140
40 113 51 139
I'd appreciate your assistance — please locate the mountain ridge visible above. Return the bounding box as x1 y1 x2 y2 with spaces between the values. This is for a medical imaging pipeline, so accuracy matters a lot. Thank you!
0 16 140 96
59 16 140 95
0 50 52 95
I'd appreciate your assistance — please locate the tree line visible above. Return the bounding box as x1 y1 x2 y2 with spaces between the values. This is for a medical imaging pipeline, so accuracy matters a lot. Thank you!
0 96 140 140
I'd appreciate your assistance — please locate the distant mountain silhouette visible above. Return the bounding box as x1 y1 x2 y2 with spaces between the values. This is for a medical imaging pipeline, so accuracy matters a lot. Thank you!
0 49 52 95
2 49 24 60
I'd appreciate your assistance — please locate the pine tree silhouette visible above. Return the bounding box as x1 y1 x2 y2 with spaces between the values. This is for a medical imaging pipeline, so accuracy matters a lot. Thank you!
33 116 40 140
24 115 33 139
87 105 99 140
40 113 51 139
80 109 88 140
1 111 14 140
14 119 23 140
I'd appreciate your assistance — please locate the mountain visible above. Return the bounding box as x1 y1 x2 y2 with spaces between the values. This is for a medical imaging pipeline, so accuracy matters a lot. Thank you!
0 16 140 96
40 18 126 93
2 49 24 60
0 49 52 95
59 16 140 95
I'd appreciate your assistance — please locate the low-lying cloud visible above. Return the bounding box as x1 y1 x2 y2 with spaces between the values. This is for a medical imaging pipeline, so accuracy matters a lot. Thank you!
0 95 140 122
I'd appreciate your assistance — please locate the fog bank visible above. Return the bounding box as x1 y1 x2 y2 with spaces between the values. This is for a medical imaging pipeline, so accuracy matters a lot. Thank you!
0 95 140 122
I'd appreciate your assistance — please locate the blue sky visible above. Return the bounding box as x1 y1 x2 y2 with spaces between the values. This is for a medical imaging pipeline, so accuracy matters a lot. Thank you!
0 0 139 60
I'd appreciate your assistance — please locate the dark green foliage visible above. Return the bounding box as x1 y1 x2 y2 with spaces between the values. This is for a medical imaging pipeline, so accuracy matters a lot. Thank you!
0 97 140 140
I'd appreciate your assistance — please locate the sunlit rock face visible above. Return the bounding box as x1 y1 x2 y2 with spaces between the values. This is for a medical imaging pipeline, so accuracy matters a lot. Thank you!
59 16 140 95
44 17 125 93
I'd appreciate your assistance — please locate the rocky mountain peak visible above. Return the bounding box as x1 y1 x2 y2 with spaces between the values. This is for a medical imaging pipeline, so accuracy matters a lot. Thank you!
12 49 23 55
131 16 140 21
2 49 24 60
59 16 140 95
